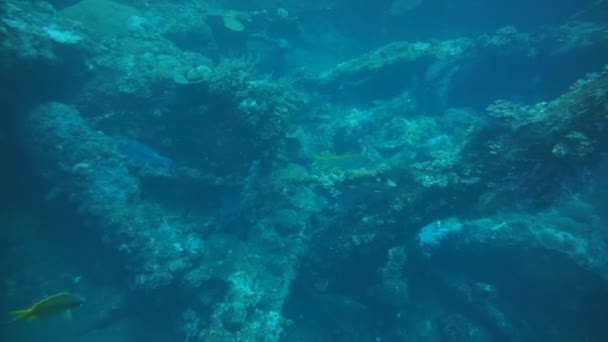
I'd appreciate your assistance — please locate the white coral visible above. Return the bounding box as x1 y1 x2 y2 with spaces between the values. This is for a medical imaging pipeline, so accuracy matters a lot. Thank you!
43 25 82 44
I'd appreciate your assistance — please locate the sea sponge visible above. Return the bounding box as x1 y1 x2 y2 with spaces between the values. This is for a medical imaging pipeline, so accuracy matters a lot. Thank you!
173 65 212 85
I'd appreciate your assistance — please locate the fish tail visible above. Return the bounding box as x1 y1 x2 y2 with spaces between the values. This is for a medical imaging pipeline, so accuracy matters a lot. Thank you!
8 309 32 323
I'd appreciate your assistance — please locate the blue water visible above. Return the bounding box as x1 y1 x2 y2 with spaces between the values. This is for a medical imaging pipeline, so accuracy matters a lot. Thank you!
1 0 607 341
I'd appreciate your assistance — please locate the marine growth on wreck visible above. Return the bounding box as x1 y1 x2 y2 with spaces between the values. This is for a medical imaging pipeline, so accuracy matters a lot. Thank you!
1 0 607 341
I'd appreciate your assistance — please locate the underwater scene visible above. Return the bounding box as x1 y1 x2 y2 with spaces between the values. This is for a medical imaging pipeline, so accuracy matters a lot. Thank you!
1 0 608 341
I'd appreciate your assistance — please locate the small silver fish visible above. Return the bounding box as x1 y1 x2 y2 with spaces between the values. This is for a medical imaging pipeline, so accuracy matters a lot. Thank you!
118 138 173 169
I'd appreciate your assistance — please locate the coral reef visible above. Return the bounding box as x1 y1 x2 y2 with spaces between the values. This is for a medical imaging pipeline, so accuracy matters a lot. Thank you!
2 0 608 341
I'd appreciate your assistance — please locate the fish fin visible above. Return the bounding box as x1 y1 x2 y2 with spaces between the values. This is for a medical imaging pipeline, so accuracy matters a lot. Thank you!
8 309 31 323
158 157 173 169
64 310 73 320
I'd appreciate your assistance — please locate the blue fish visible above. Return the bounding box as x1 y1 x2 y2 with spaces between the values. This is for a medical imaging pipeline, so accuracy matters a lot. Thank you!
117 138 173 169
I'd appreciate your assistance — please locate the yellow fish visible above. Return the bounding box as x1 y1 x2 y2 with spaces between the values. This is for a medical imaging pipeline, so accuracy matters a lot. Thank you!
8 292 85 322
312 152 363 164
